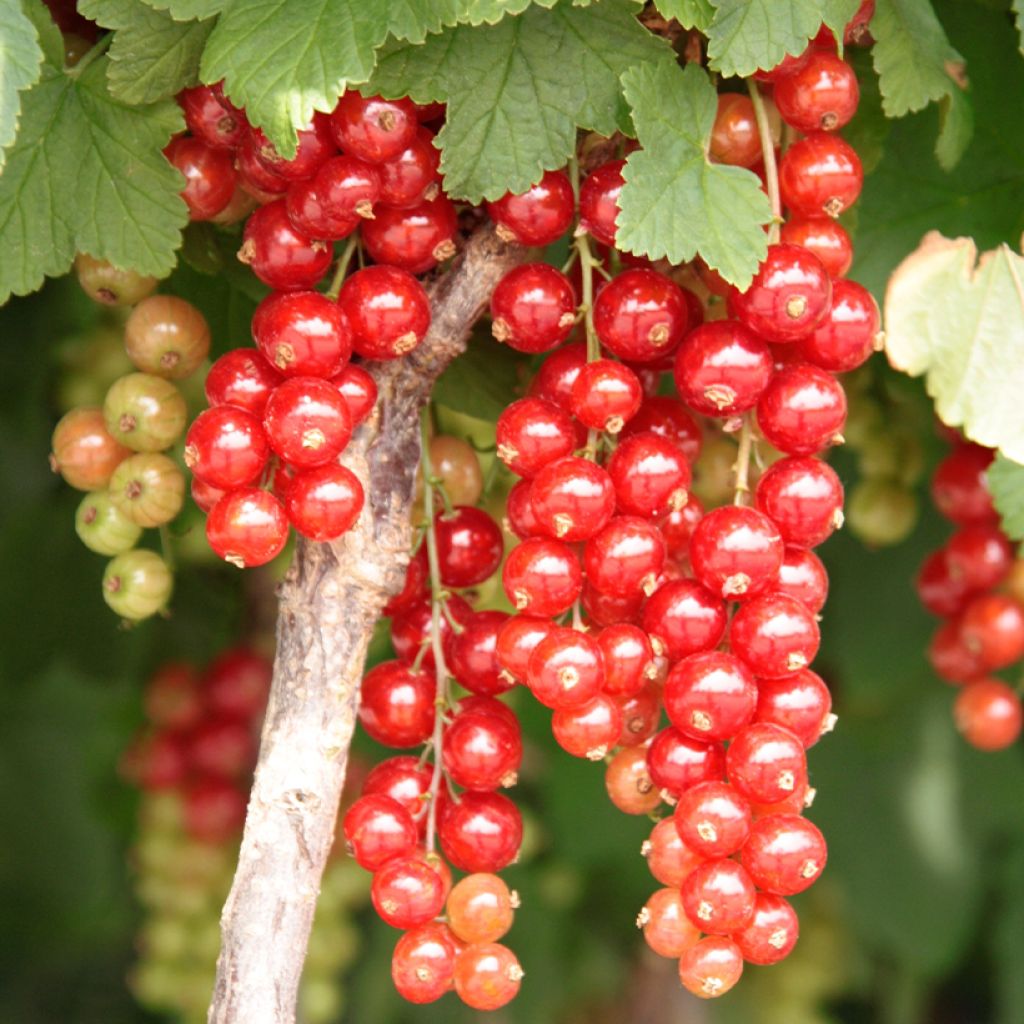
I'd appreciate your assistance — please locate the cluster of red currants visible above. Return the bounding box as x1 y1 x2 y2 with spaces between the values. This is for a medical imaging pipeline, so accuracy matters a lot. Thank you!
918 439 1024 750
174 85 451 565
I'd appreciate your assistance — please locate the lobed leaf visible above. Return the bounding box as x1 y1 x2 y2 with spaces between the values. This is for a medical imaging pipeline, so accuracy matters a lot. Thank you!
988 455 1024 543
653 0 713 30
0 0 45 172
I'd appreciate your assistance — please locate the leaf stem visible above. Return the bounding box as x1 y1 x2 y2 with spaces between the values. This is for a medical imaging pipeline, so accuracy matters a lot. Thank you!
68 32 113 77
747 79 781 244
325 234 360 300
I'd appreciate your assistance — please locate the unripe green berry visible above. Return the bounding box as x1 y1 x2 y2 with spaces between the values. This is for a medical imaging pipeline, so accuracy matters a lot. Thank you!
109 453 185 527
102 549 173 620
75 253 158 307
847 478 918 547
104 372 188 452
125 296 211 380
75 489 143 554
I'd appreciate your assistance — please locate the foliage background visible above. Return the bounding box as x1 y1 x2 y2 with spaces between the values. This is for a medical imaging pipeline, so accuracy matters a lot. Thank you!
2 1 1024 1022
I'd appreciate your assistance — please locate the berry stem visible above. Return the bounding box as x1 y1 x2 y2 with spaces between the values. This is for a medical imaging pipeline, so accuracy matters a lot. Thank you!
733 415 754 507
420 409 452 853
158 524 176 572
747 79 781 244
325 234 361 300
68 32 114 77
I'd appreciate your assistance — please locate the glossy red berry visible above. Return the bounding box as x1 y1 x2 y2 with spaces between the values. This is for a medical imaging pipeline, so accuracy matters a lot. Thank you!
359 660 435 747
452 943 523 1011
597 623 655 697
945 525 1013 593
928 619 983 683
664 651 758 742
733 893 799 965
184 405 270 490
529 456 615 541
674 780 752 858
502 538 581 616
709 92 763 167
287 154 381 234
621 396 702 464
780 216 854 278
165 136 236 221
605 745 662 814
206 487 289 568
953 678 1023 751
931 444 997 525
755 456 844 548
377 127 441 208
678 936 744 999
581 582 644 628
205 349 282 415
776 546 829 614
285 175 357 240
363 755 434 826
727 723 808 805
285 462 363 540
799 278 880 372
194 478 228 517
570 359 643 433
959 594 1024 670
263 376 352 468
495 614 557 681
583 514 666 597
579 159 625 246
490 263 576 354
391 922 456 1004
689 505 784 600
641 579 728 661
496 397 577 478
236 131 289 197
383 545 429 618
681 858 757 935
731 591 820 678
774 51 859 133
505 478 543 539
673 320 774 417
741 813 827 895
639 887 700 958
660 497 706 562
390 595 473 670
371 854 446 929
644 818 704 887
435 506 504 587
779 133 863 218
360 195 458 274
528 340 586 410
646 726 725 797
594 269 691 363
179 82 247 149
440 791 522 872
552 693 624 758
343 794 418 870
332 363 377 425
757 363 847 455
250 115 336 182
527 627 605 710
239 200 331 290
330 92 418 163
487 168 574 246
338 265 431 360
756 669 833 748
607 432 690 517
447 611 513 696
446 873 516 944
252 290 352 378
443 709 522 790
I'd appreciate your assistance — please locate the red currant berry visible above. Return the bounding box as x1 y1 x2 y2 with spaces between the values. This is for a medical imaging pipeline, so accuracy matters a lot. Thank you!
337 265 431 360
733 893 799 965
774 51 859 133
583 514 666 597
446 873 516 945
285 462 363 540
447 610 513 696
529 340 586 410
664 651 758 741
727 723 808 805
731 591 820 677
678 935 744 999
452 943 523 1011
250 115 336 182
931 444 997 525
487 168 574 246
641 579 728 661
928 619 984 684
496 397 577 478
440 791 522 872
252 290 352 378
343 794 418 870
755 455 844 548
710 93 763 167
756 363 847 455
799 278 881 372
779 133 863 218
505 478 543 539
206 487 289 568
681 858 757 934
959 593 1024 670
570 359 643 433
359 660 435 747
675 780 752 858
495 614 558 681
756 669 833 748
434 506 504 587
741 813 827 895
945 525 1013 593
552 693 624 759
185 405 270 490
330 92 418 163
166 136 236 221
776 546 828 614
526 626 604 710
605 745 663 815
579 159 624 246
360 194 458 274
124 295 210 380
660 497 706 562
443 709 522 790
383 545 429 617
285 176 358 241
202 648 272 721
639 887 701 958
332 363 377 425
263 376 352 468
621 396 702 464
239 200 331 290
644 817 704 887
236 130 289 197
205 349 282 415
689 505 784 600
953 678 1023 751
753 50 810 84
598 623 655 697
372 854 446 929
581 582 645 628
377 127 441 208
607 432 690 517
529 456 616 541
50 407 130 491
647 726 725 797
490 263 577 354
673 320 774 416
780 216 854 278
103 373 187 452
390 595 473 670
391 922 456 1004
594 269 691 362
124 731 188 790
179 82 247 149
363 755 434 827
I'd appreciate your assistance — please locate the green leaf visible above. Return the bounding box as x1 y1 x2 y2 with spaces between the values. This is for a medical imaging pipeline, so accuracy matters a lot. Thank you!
0 55 186 304
433 332 528 420
1015 0 1024 56
372 0 671 202
456 0 560 24
706 0 858 78
79 0 214 104
654 0 713 30
0 0 45 171
988 454 1024 542
883 233 1024 461
995 837 1024 1024
139 0 223 17
616 61 771 288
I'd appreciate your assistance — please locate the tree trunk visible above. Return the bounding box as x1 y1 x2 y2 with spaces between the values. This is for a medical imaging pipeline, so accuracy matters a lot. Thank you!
208 225 523 1024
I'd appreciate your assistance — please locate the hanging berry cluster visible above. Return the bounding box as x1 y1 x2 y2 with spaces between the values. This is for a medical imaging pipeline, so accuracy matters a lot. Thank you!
122 649 369 1023
918 438 1024 751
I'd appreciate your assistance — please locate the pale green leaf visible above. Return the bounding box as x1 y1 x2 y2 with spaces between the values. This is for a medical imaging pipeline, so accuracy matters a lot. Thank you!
1015 0 1024 56
820 0 861 38
139 0 224 18
0 0 45 170
454 0 560 26
935 86 972 171
988 455 1024 543
0 57 186 303
616 61 771 288
653 0 713 30
883 232 1024 461
79 0 213 104
371 0 672 202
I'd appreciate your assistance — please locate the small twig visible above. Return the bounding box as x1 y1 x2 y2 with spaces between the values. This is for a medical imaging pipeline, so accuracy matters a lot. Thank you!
747 79 782 244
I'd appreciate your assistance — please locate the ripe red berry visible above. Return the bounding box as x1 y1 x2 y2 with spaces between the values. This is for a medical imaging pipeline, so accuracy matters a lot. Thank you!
607 432 690 517
594 269 691 362
681 858 757 934
440 791 523 872
673 320 774 416
446 873 516 944
733 893 800 965
186 716 256 778
730 591 820 677
644 818 704 887
359 660 435 747
443 709 522 790
579 159 625 246
182 777 247 843
491 265 577 356
184 405 270 490
330 92 418 163
487 168 574 246
527 627 605 710
570 359 643 433
206 487 289 568
689 505 784 600
377 127 441 208
678 935 744 999
953 678 1023 750
774 51 859 133
780 216 854 278
529 340 586 409
945 525 1013 593
249 115 335 183
363 755 434 826
236 130 289 197
581 582 644 628
502 538 582 616
799 278 881 372
709 92 764 167
779 133 863 218
343 794 418 870
205 349 282 415
583 514 667 597
337 266 431 360
931 444 997 525
285 462 364 540
529 456 616 541
552 693 624 758
641 578 728 661
383 545 429 618
390 594 473 670
621 396 702 464
372 854 447 929
928 619 984 683
495 614 557 681
332 363 377 425
597 623 655 697
646 726 725 797
664 651 758 741
360 194 458 274
447 611 513 697
179 82 247 149
452 942 523 1011
165 135 236 221
756 669 833 747
263 376 352 468
605 745 662 814
203 647 272 721
639 887 701 958
391 922 456 1004
674 780 752 858
727 723 808 809
959 593 1024 670
756 363 847 455
239 200 331 290
496 397 577 478
252 290 352 378
435 506 504 587
741 813 827 895
755 455 844 548
776 546 829 614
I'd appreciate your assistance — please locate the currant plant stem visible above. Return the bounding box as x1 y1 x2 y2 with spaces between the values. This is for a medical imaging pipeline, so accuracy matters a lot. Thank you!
325 234 361 300
733 415 754 506
747 79 781 244
420 408 451 854
68 33 113 77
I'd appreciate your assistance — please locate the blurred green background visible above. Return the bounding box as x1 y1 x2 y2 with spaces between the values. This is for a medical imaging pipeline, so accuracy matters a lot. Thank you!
3 2 1024 1022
